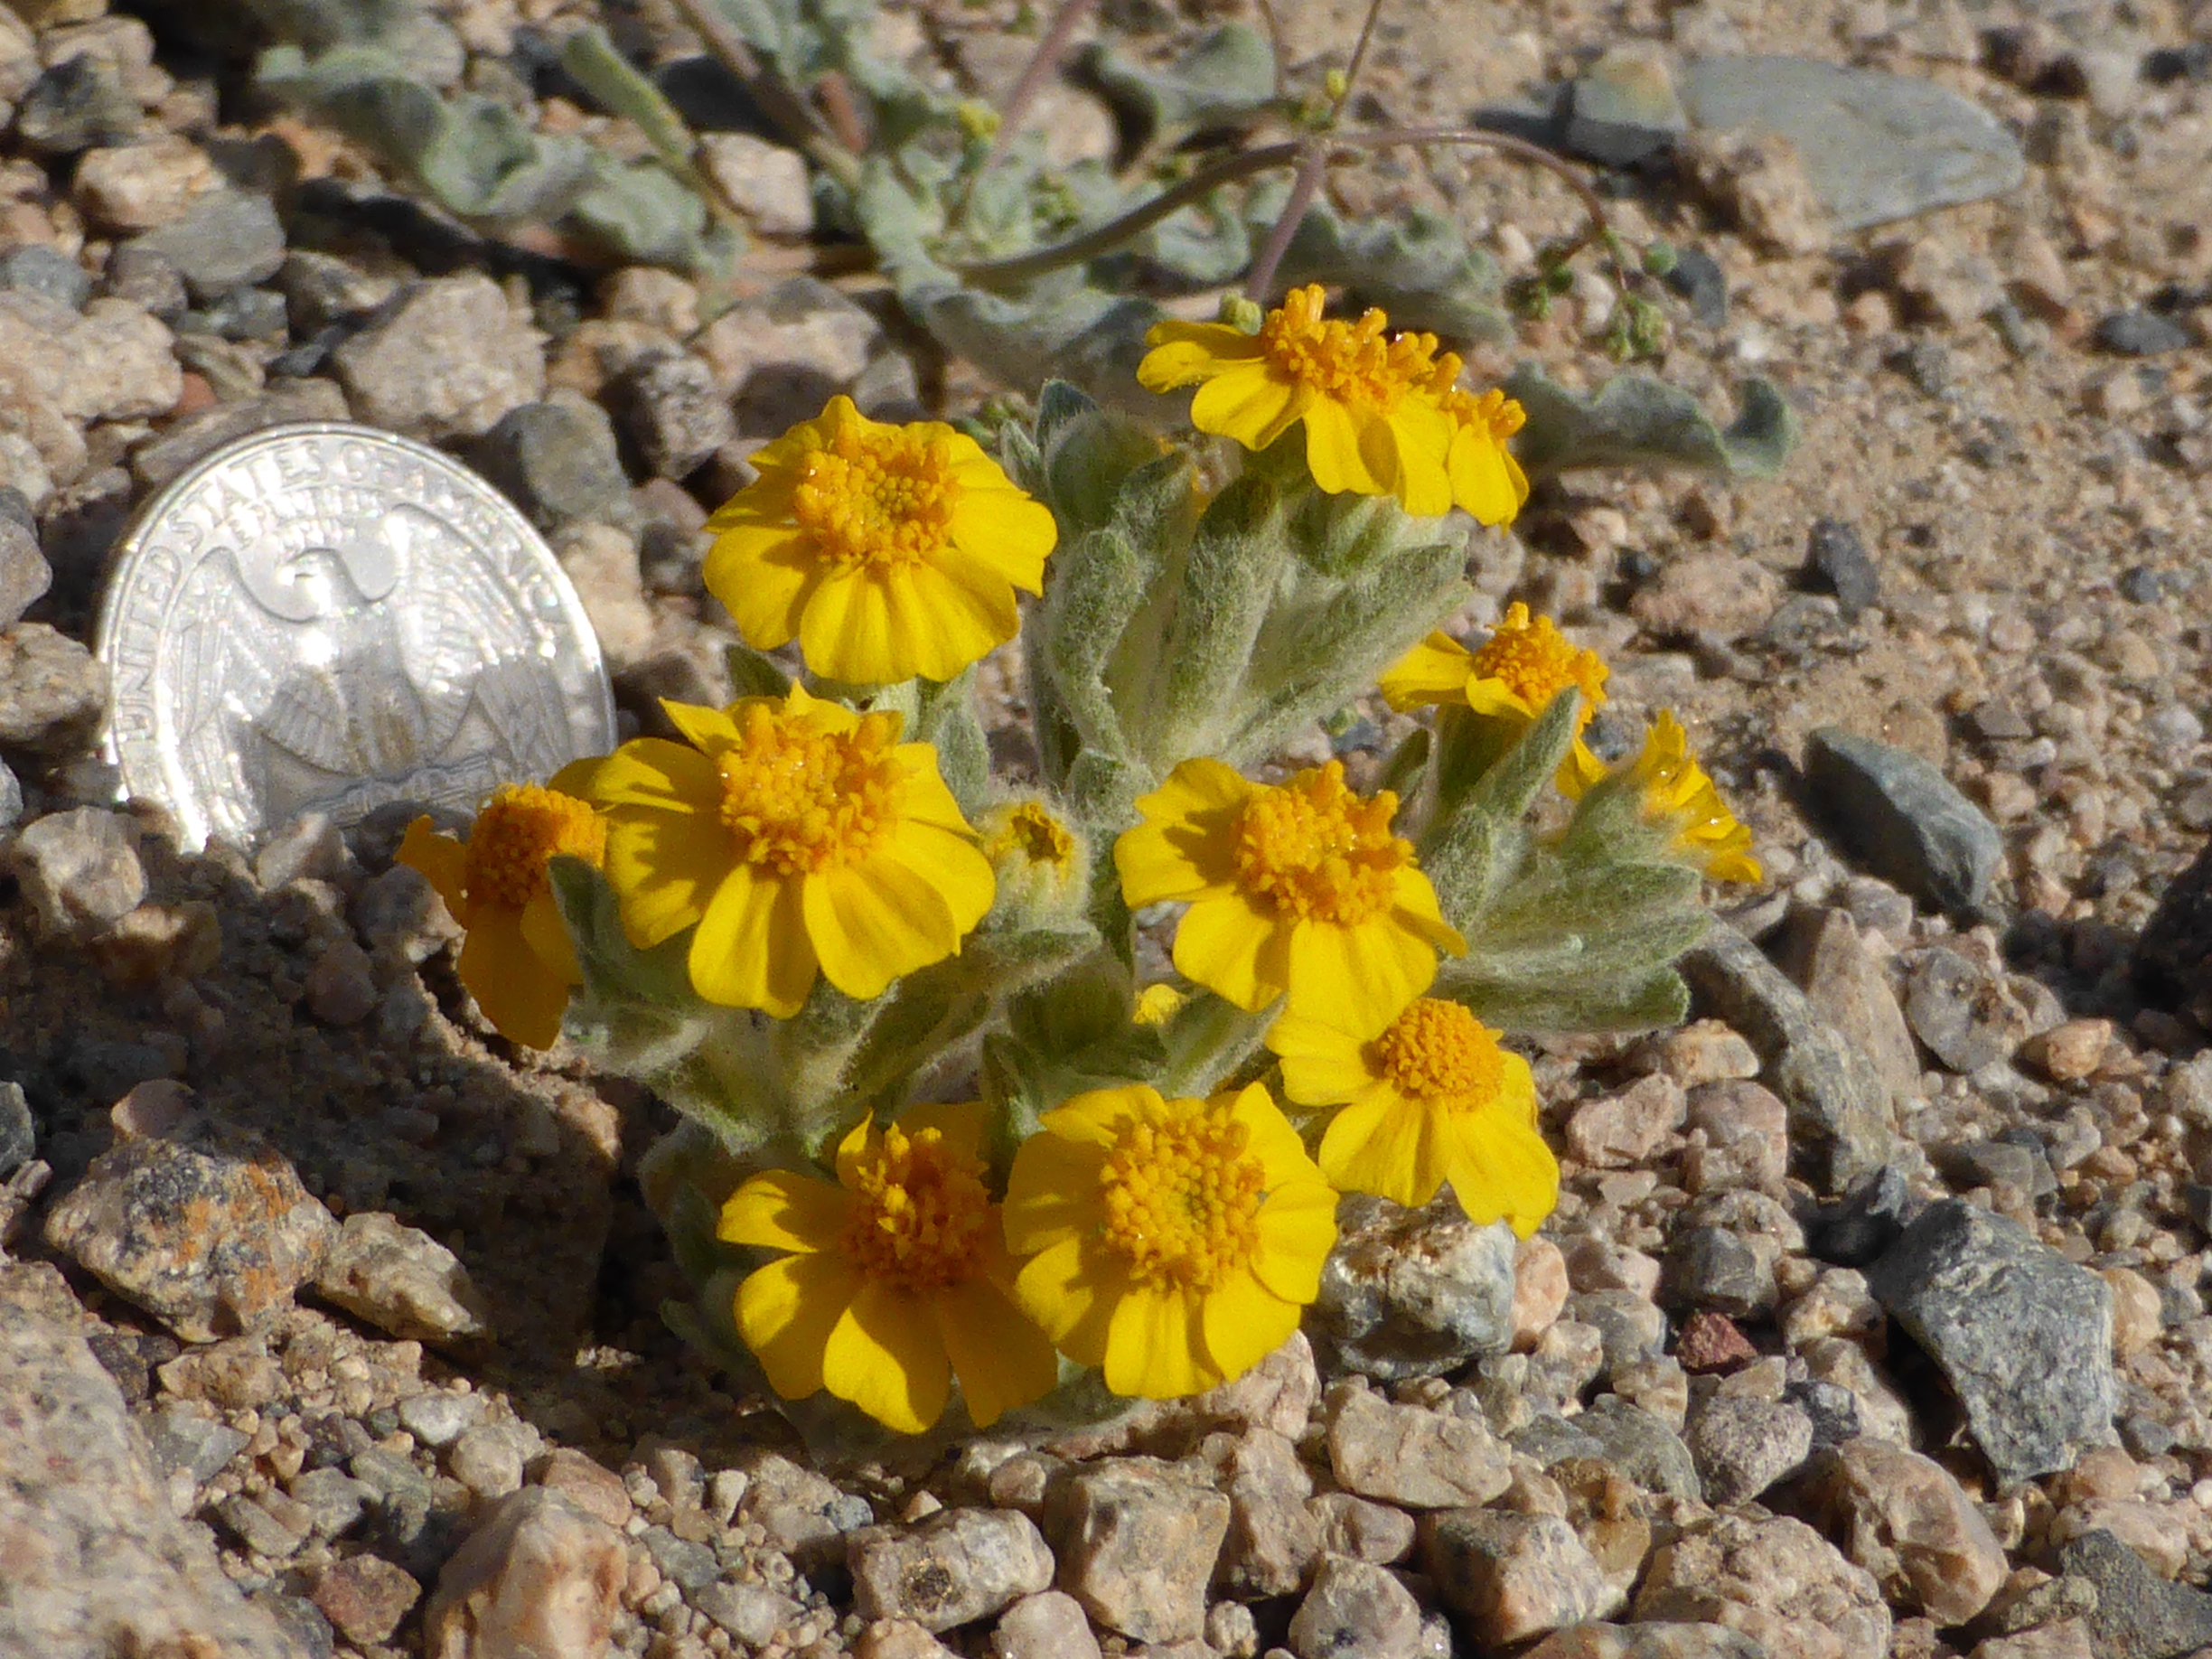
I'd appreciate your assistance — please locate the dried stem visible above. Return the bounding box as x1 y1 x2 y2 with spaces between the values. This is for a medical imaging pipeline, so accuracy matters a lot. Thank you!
982 0 1101 169
1249 0 1292 99
1331 0 1389 121
1242 142 1325 299
667 0 861 185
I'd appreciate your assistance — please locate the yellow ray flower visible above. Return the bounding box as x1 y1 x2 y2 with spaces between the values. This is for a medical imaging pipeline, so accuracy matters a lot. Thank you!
1565 709 1762 884
1004 1082 1338 1399
398 773 605 1049
1268 996 1559 1237
1138 284 1457 517
719 1103 1057 1433
702 395 1057 686
581 685 995 1015
1379 603 1609 785
1114 758 1465 1031
1438 386 1532 527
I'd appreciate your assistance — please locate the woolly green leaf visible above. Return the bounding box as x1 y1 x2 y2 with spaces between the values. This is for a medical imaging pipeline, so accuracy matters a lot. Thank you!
725 642 795 701
1457 687 1582 827
1157 990 1278 1098
1079 25 1278 148
1451 965 1692 1034
560 24 701 175
1138 473 1287 764
1258 189 1512 342
914 668 990 819
1504 365 1795 479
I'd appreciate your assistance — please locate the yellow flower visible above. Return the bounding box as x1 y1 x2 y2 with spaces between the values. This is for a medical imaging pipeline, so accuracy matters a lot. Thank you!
1268 996 1559 1237
1114 758 1465 1030
1132 982 1188 1026
1004 1082 1338 1399
1138 284 1457 517
719 1103 1057 1432
582 685 995 1015
1379 603 1609 783
1567 710 1762 884
1439 386 1531 527
702 395 1057 686
398 773 605 1049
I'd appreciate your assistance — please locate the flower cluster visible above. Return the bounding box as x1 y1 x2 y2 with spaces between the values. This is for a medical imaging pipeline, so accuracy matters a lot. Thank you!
1138 284 1531 526
398 284 1761 1437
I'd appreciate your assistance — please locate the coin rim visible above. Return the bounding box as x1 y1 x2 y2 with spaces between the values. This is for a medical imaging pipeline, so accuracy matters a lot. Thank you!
92 418 620 848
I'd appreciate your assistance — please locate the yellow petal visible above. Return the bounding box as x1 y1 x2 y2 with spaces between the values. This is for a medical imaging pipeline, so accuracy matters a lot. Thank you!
718 1168 852 1251
1444 1104 1562 1239
1248 1179 1340 1305
397 817 468 922
688 865 816 1016
1001 1129 1110 1254
890 558 1020 680
1103 1283 1219 1399
797 567 910 685
1298 396 1384 497
1284 914 1436 1027
519 889 580 984
1013 1236 1120 1367
946 492 1056 595
548 757 606 799
1383 402 1454 518
1321 1091 1448 1208
1190 365 1310 452
1224 1080 1318 1193
935 1279 1059 1429
1200 1267 1304 1382
894 749 978 834
1460 678 1540 721
1377 633 1475 713
1175 891 1290 1013
801 858 961 1002
1036 1083 1160 1148
457 904 570 1048
1391 867 1468 954
585 738 722 813
604 807 732 950
822 1280 951 1434
1116 759 1251 905
880 823 996 938
659 700 745 759
1448 422 1529 527
736 1252 858 1401
1137 322 1265 389
1267 1011 1383 1102
704 524 821 651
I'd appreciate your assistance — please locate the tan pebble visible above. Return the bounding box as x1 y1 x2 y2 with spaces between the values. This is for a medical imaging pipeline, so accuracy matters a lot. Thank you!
1511 1236 1569 1351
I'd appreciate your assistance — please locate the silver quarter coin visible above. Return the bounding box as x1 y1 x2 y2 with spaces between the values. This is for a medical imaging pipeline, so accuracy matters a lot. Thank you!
95 421 618 848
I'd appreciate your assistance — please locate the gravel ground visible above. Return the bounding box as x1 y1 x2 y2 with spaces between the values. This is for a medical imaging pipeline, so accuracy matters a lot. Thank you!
3 0 2212 1655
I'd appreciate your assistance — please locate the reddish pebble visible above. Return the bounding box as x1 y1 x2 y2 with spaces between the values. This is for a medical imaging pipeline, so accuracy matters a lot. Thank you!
1675 1309 1760 1374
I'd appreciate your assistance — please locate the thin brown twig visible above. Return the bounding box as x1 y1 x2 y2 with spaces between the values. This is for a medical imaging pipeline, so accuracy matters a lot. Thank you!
981 0 1101 170
1248 0 1292 100
666 0 860 184
1243 142 1325 299
1331 0 1390 121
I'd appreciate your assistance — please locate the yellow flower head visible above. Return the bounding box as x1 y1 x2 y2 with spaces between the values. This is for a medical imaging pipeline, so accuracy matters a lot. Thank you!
1380 604 1609 785
703 396 1058 686
580 684 995 1015
1570 709 1761 884
1114 758 1465 1030
1438 386 1532 527
1004 1082 1338 1399
1139 284 1457 517
719 1103 1057 1432
398 773 605 1049
1131 982 1188 1026
979 798 1087 920
1269 996 1559 1236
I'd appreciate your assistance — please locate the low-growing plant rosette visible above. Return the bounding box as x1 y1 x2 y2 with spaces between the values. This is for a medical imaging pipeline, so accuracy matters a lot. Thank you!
395 291 1770 1439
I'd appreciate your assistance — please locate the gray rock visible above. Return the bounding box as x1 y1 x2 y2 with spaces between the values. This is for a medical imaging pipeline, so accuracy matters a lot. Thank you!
640 1524 718 1592
1804 519 1878 619
1522 1628 1767 1659
1572 1396 1705 1501
1310 1194 1517 1380
1679 924 1897 1194
614 351 735 480
253 1592 334 1659
2064 1529 2212 1659
1665 1227 1771 1317
0 499 55 627
694 1580 802 1645
1213 1427 1322 1597
448 1422 526 1499
1804 728 2002 915
333 273 546 442
471 400 631 530
127 192 287 304
1566 44 1687 165
0 623 107 752
849 1507 1054 1632
103 243 186 319
0 1296 313 1658
45 1111 337 1344
313 1210 494 1349
1048 1457 1229 1644
1681 56 2024 230
274 250 398 333
1866 1200 2114 1486
1683 1395 1814 1504
8 806 144 942
1289 1554 1424 1659
15 55 139 156
143 1406 249 1487
217 1491 311 1559
1566 1289 1666 1376
397 1390 484 1449
0 1079 31 1177
1664 246 1729 327
1 244 90 310
1902 948 2043 1073
0 756 22 830
2135 837 2212 1011
1422 1510 1616 1646
285 1467 372 1539
131 380 351 492
1935 1137 2054 1197
2095 311 2194 356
